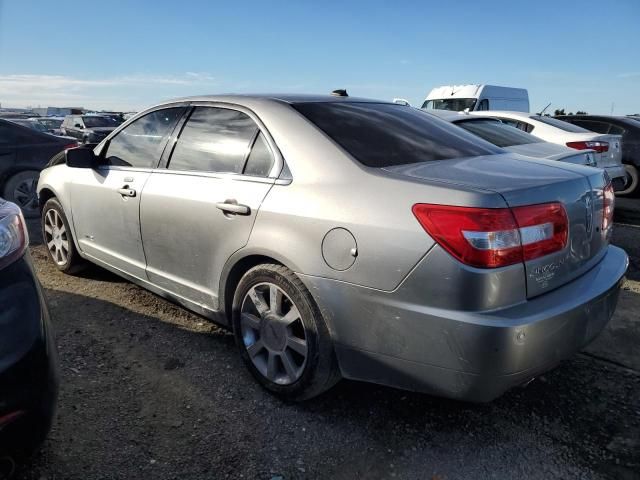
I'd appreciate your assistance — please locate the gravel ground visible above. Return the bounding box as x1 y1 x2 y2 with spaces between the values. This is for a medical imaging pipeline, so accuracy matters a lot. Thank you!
7 201 640 480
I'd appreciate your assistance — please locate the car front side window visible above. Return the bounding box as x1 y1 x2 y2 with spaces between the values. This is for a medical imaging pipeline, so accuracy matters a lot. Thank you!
103 107 184 169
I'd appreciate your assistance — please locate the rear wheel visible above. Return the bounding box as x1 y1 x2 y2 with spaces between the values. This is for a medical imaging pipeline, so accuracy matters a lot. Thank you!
41 198 85 273
3 170 40 218
232 264 340 400
617 164 639 197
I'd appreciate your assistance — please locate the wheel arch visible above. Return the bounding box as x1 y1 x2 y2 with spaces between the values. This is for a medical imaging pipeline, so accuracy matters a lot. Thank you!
219 252 288 326
38 186 83 255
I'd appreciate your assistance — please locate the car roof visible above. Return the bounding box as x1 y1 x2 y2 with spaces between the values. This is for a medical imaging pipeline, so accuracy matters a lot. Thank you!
156 93 393 106
426 110 496 122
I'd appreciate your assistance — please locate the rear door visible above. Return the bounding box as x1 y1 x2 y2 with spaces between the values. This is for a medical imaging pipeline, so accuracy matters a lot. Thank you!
140 105 277 310
69 107 185 278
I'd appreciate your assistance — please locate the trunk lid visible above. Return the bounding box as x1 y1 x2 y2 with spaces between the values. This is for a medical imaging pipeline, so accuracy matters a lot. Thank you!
568 133 623 169
505 142 594 165
385 153 610 298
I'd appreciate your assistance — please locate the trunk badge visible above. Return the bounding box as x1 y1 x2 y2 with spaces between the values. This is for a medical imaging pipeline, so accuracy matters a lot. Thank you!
584 194 594 237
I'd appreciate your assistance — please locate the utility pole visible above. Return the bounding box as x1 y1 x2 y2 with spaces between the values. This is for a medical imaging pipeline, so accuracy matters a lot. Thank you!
611 102 615 114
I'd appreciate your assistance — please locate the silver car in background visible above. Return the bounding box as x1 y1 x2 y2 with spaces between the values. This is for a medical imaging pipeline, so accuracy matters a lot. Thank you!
469 110 626 187
428 110 597 166
37 95 628 401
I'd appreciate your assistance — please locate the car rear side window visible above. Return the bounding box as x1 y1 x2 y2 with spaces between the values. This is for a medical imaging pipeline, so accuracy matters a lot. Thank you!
168 107 258 174
244 132 274 176
104 107 184 168
456 119 542 147
292 102 501 168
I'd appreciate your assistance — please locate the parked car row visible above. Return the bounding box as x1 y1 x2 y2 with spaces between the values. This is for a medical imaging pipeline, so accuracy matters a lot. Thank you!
429 110 597 167
462 111 627 188
60 114 120 144
555 115 640 196
34 94 627 405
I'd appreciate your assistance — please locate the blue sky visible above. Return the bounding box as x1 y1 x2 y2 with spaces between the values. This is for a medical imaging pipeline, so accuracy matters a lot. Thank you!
0 0 638 113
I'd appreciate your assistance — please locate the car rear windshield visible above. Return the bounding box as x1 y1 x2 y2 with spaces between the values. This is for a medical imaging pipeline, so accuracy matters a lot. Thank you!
456 118 542 147
531 115 590 132
421 98 477 111
292 102 501 168
83 116 117 128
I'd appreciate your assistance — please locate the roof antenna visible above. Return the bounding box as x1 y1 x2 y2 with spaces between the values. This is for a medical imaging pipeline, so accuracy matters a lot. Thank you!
331 89 348 97
538 102 552 116
393 98 410 106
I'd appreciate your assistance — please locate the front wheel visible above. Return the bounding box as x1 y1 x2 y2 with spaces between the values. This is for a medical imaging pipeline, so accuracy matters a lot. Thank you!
232 264 340 401
41 198 85 273
616 164 639 197
3 170 40 218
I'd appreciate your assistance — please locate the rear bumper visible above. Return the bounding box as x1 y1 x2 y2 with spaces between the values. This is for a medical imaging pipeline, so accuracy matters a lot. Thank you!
301 245 628 402
0 253 59 453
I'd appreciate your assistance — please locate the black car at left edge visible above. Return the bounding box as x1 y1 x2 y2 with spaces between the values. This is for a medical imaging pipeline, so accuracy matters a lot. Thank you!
0 199 58 462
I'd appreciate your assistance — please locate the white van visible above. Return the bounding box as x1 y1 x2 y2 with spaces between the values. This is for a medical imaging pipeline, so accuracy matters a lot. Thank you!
422 84 529 112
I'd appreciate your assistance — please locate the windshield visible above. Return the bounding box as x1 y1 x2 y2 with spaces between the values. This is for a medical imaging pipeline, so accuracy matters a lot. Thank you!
292 102 502 168
531 115 590 132
82 116 118 128
456 119 543 147
422 98 477 111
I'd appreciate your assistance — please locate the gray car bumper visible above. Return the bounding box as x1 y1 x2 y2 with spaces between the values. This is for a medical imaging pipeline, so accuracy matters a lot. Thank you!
300 245 628 402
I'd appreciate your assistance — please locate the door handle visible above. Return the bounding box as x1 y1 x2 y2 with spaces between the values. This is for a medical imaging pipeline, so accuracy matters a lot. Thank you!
117 186 136 197
216 201 250 215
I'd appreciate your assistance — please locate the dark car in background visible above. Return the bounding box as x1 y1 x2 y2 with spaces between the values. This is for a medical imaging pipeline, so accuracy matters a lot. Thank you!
0 119 77 217
556 115 640 197
60 115 119 144
0 200 58 463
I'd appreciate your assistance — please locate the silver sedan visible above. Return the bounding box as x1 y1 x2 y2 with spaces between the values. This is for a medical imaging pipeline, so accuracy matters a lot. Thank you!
37 95 628 401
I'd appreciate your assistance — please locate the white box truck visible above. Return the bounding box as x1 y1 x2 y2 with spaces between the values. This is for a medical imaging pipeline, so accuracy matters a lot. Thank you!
422 84 529 112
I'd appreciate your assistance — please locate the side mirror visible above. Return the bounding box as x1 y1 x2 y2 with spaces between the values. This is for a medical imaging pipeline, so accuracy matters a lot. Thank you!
66 147 97 168
74 123 82 128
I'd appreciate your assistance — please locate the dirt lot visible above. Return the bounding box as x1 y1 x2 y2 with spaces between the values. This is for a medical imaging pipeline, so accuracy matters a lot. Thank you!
8 200 640 480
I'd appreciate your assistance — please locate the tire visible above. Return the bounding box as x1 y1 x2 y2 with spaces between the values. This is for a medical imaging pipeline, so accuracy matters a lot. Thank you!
616 164 639 197
232 264 340 401
41 197 85 273
3 170 40 218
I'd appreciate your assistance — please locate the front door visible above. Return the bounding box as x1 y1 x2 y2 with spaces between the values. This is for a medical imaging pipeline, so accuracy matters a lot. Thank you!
69 107 186 279
140 106 277 310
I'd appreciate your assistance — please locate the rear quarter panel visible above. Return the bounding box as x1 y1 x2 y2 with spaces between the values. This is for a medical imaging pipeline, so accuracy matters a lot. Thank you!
237 101 511 292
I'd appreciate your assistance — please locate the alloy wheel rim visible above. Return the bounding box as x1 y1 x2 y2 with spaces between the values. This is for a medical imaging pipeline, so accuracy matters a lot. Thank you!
13 177 39 213
240 282 308 385
44 209 69 266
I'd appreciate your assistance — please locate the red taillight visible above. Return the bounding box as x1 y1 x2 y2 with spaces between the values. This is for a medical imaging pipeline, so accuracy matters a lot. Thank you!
566 141 609 153
412 203 568 268
603 180 615 237
0 410 25 428
63 143 78 150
